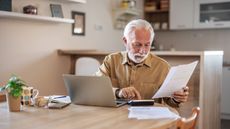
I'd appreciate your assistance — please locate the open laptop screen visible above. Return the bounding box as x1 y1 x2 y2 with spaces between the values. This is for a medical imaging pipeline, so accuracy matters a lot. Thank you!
63 74 126 107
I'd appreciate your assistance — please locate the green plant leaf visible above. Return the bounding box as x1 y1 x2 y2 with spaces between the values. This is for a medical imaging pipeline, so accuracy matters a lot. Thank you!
4 75 26 97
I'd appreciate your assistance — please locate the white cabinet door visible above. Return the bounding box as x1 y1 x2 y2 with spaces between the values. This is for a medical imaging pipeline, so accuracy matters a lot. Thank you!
170 0 194 30
194 0 230 29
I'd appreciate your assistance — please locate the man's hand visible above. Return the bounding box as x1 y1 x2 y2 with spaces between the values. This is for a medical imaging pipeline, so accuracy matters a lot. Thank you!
119 87 141 100
172 86 189 103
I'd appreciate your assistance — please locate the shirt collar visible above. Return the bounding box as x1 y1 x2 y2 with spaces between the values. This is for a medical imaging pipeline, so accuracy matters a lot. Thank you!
121 51 152 67
121 51 129 65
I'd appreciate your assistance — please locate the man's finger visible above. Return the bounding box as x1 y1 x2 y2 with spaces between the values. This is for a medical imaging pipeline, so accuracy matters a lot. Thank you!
173 95 187 100
121 89 128 98
129 89 135 98
132 88 141 100
174 91 189 96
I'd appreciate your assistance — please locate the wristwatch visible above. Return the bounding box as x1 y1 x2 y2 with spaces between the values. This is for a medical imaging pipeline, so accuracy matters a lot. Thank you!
172 98 181 104
115 88 121 99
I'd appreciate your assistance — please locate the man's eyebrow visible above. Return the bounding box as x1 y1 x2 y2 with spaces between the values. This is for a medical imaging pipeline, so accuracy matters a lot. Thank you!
134 42 150 44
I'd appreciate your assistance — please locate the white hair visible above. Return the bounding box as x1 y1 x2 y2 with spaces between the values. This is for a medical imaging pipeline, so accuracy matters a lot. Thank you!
123 19 154 43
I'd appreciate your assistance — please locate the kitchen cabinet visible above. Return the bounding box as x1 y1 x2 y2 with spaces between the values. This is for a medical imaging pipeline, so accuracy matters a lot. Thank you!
194 0 230 29
170 0 194 30
169 0 230 30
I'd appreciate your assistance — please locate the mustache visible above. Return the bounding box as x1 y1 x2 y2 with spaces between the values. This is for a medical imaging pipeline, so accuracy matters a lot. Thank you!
133 53 147 57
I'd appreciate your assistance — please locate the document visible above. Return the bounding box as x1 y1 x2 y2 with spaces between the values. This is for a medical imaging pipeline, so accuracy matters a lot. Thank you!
128 107 180 119
49 95 71 104
152 61 198 99
47 95 71 109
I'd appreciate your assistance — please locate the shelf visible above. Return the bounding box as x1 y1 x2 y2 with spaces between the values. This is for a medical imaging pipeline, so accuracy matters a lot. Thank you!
67 0 86 3
145 10 169 13
144 0 170 30
114 8 141 17
0 11 74 23
51 0 87 4
113 8 141 29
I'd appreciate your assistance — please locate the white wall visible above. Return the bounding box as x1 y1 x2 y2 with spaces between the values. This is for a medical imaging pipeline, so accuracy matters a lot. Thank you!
0 0 144 95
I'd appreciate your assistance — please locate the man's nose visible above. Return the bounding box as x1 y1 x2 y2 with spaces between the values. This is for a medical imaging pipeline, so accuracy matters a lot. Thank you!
138 47 147 54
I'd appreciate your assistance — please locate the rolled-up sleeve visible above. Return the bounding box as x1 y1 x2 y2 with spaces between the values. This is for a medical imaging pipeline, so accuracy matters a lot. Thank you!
95 55 111 76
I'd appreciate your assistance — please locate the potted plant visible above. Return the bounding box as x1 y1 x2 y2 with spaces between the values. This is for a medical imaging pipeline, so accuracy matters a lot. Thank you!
0 75 27 112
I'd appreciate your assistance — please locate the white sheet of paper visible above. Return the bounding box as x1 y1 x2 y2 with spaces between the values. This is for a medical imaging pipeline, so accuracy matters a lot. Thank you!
152 61 198 99
128 107 180 119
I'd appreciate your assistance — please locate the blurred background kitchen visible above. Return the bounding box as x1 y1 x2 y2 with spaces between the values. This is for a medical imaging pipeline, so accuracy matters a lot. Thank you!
0 0 230 128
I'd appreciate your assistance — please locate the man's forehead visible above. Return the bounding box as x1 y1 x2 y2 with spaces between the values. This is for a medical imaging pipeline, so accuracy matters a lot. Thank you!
129 29 150 37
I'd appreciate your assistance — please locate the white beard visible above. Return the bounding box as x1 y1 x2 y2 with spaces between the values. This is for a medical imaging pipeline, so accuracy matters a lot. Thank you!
128 52 148 64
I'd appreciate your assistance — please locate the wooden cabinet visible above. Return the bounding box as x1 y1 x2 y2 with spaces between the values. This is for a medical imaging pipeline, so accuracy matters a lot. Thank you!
144 0 170 31
170 0 194 30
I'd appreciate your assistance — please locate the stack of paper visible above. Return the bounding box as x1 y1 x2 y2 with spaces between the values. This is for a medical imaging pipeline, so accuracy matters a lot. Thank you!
48 95 71 109
128 107 180 120
49 95 71 104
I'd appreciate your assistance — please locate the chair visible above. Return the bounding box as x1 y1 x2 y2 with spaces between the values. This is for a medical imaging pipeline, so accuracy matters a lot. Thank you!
75 57 101 76
176 107 200 129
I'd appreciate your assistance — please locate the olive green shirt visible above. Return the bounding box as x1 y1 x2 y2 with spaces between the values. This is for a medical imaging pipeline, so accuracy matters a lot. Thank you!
96 51 180 107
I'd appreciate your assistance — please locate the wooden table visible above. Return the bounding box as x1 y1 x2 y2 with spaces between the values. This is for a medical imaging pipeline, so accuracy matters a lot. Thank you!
0 102 178 129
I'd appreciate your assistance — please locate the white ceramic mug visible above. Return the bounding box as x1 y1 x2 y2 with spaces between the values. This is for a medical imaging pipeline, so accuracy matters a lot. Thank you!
161 22 168 30
154 22 160 30
21 87 39 106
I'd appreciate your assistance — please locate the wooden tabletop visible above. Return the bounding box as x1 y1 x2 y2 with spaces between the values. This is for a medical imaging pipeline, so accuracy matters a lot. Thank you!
0 102 178 129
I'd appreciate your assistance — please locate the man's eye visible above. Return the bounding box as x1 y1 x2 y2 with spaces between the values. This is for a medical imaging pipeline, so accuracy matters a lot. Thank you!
134 44 142 47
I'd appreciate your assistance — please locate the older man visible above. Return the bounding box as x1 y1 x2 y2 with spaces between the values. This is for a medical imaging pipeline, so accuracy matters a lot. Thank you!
96 19 188 107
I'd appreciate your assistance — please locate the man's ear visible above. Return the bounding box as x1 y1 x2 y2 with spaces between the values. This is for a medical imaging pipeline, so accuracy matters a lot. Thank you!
123 37 127 46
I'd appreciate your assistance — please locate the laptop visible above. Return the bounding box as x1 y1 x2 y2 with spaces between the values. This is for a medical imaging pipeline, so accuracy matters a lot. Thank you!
63 74 127 107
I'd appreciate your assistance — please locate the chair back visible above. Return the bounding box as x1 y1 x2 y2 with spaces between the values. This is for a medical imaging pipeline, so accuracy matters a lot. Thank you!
75 57 100 76
176 107 200 129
